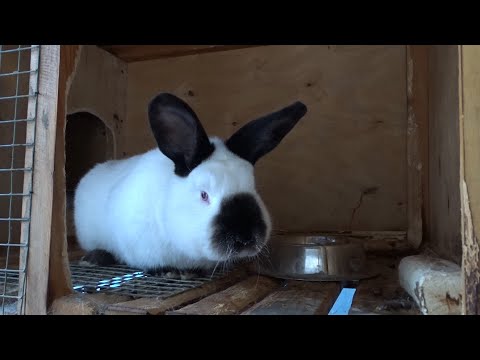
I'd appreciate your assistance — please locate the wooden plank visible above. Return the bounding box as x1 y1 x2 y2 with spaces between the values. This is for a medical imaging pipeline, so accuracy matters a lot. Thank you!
17 45 40 315
49 292 132 315
273 231 410 254
167 275 281 315
406 46 428 248
49 294 97 315
349 256 421 315
104 268 249 315
99 45 259 62
18 46 60 314
361 231 411 254
398 255 461 315
48 45 81 306
460 45 480 314
127 45 408 235
427 46 462 264
241 281 340 315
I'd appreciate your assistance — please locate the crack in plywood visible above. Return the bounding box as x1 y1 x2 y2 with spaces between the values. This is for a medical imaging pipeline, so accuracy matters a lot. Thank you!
349 187 379 230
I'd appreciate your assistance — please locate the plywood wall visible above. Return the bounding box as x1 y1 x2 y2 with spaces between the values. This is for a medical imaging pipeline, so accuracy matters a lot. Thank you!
126 45 408 233
67 45 127 159
65 46 127 238
0 45 31 263
427 46 462 264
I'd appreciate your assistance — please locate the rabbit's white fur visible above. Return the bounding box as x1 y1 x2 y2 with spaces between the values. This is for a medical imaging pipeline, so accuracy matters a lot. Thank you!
74 137 271 270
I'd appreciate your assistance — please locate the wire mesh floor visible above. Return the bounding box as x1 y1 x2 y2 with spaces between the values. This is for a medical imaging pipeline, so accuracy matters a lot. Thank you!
0 262 231 314
70 262 230 300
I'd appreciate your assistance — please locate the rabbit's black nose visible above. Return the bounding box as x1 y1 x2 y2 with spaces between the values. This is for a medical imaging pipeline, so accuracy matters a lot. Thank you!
233 236 256 251
211 193 267 256
236 237 255 246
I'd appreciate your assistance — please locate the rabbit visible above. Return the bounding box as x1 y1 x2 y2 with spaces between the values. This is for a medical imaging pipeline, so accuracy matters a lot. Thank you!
73 93 307 278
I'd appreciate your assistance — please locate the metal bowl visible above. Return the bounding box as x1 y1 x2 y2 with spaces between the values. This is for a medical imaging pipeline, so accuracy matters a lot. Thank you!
255 234 378 281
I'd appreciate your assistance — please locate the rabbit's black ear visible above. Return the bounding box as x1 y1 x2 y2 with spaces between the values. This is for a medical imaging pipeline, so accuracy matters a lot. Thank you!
148 93 215 177
226 101 307 165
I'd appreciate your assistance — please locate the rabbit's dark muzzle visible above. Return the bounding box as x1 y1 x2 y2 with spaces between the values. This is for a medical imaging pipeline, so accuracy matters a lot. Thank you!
211 192 267 257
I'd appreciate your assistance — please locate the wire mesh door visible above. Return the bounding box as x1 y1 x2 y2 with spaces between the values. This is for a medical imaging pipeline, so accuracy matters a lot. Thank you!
0 45 59 315
0 45 39 314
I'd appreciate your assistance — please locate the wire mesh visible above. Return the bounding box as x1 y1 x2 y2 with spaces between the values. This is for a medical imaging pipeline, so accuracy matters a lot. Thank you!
0 45 40 315
2 261 230 305
69 262 229 299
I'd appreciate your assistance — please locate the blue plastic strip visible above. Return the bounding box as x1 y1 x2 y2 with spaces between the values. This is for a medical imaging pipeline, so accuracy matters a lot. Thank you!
328 287 357 315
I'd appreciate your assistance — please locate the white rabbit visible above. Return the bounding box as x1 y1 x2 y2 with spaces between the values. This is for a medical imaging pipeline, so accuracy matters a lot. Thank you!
73 93 307 276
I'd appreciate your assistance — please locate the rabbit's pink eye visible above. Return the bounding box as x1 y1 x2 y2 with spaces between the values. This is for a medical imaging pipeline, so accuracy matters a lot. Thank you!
201 191 209 203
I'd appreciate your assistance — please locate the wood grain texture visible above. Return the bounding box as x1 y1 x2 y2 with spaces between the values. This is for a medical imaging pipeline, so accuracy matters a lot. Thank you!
406 46 428 248
461 182 479 314
460 45 480 314
167 275 281 315
398 255 461 315
65 45 126 240
50 45 128 306
21 46 60 314
241 281 340 315
104 268 249 315
67 45 127 158
126 45 408 234
17 45 40 314
99 45 258 62
48 45 81 305
49 292 132 315
427 46 462 264
272 230 410 254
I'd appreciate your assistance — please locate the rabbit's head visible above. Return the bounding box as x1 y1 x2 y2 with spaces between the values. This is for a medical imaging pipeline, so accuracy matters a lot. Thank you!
148 93 307 263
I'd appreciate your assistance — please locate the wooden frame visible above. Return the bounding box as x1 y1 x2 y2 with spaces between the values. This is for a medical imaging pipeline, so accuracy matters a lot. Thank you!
460 46 480 314
48 45 82 305
406 45 428 249
98 45 257 62
6 44 471 315
17 45 60 315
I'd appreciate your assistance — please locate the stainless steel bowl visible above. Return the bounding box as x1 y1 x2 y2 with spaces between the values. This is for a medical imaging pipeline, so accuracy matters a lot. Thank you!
255 234 377 281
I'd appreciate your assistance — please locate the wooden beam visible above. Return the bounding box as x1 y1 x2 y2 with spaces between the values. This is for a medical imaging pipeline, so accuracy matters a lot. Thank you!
48 45 82 307
427 46 462 263
49 293 132 315
17 45 40 315
273 231 410 254
399 255 461 315
460 45 480 315
17 46 60 314
406 45 428 249
167 276 281 315
241 281 340 315
104 268 249 315
99 45 260 62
